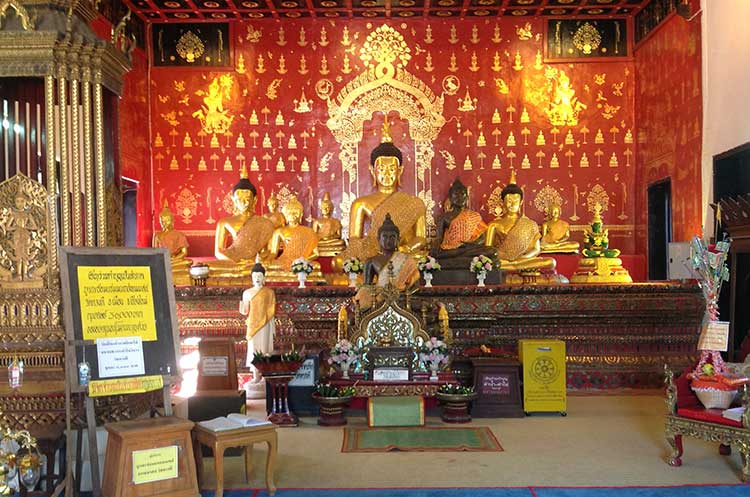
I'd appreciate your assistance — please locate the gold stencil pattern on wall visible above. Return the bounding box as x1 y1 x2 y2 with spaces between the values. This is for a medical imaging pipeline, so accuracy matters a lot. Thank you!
175 188 198 224
192 75 234 135
586 184 610 215
176 31 205 63
533 184 563 214
546 67 586 126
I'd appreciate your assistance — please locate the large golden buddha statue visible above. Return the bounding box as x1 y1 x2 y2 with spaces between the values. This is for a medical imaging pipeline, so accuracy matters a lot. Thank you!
485 170 563 283
431 178 497 269
266 196 325 283
264 192 286 229
312 192 346 256
152 200 192 285
335 117 427 269
209 166 276 280
540 203 580 254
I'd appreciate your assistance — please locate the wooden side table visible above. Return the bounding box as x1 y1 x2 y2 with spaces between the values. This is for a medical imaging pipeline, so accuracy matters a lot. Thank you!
192 424 277 497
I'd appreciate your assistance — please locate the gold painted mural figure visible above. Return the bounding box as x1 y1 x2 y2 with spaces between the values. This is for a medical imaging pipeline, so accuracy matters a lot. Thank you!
192 76 234 136
485 170 556 272
265 197 324 283
540 203 580 254
153 200 192 284
546 69 586 127
264 192 287 229
210 166 275 279
335 117 427 270
312 192 346 256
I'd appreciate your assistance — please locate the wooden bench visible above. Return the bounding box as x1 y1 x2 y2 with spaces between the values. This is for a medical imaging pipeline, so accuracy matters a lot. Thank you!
664 365 750 481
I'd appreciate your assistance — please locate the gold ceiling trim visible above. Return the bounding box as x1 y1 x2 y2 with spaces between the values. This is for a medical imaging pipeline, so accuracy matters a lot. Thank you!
0 0 34 31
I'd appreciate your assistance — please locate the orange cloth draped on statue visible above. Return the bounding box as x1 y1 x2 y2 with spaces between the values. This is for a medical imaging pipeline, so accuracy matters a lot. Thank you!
272 226 319 271
542 221 570 245
154 230 189 256
246 287 276 340
440 210 487 250
494 216 541 261
223 216 276 261
354 252 419 310
341 191 425 261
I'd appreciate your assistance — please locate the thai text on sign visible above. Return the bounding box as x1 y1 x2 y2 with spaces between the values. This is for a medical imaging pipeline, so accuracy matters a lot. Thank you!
132 445 179 484
77 266 157 341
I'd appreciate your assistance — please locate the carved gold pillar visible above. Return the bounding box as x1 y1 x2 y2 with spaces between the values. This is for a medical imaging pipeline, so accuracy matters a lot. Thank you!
57 62 70 246
70 59 82 246
93 60 106 246
44 74 58 281
82 62 94 247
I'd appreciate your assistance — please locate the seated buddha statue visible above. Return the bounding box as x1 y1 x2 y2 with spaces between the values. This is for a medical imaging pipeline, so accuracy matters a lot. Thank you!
355 213 420 310
264 192 286 229
208 166 276 280
540 203 580 254
431 178 498 270
312 192 346 257
571 203 632 283
485 170 564 283
266 196 325 283
152 200 192 285
335 116 427 272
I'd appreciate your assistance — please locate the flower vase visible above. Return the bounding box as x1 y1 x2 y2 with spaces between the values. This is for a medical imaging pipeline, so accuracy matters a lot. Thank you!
429 362 440 381
340 358 354 379
423 272 433 288
297 272 307 288
348 272 358 288
476 271 487 287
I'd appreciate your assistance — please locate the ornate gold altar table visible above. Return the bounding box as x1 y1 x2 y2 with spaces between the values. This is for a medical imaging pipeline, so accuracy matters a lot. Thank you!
175 281 705 389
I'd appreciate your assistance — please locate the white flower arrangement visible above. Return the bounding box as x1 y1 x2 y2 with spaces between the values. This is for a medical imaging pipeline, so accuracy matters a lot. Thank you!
328 339 360 367
291 258 314 274
342 257 364 275
470 254 495 274
417 255 442 273
419 337 450 370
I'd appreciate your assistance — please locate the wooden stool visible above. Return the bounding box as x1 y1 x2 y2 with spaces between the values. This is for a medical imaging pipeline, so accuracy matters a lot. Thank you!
192 424 277 497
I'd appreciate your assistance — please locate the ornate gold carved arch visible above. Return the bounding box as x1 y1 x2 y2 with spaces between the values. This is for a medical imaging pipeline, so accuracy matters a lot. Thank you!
325 25 446 234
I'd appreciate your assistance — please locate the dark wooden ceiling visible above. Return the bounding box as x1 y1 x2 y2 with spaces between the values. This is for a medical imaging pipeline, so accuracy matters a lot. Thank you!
123 0 653 21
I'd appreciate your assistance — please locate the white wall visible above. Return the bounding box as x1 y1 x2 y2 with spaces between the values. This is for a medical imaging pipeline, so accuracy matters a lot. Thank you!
701 0 750 236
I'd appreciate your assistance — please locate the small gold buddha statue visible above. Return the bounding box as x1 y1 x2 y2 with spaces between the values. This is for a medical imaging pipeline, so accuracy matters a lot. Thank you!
334 115 427 272
208 166 276 282
153 200 192 285
266 196 325 283
571 203 632 283
540 203 580 254
431 178 498 270
312 192 346 257
485 170 566 284
264 192 287 229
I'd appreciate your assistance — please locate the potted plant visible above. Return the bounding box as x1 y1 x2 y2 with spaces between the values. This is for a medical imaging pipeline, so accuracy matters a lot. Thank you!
291 258 314 288
328 339 359 379
419 337 450 381
436 384 478 423
342 257 364 288
311 383 356 426
470 255 495 287
251 350 304 376
417 255 441 288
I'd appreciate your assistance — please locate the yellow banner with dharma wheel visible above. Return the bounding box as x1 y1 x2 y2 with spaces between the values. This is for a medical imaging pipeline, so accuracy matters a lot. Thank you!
77 266 157 342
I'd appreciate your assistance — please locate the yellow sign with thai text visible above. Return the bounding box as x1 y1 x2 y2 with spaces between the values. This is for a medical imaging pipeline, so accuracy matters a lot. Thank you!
519 339 567 413
132 445 178 485
88 375 164 397
77 266 157 341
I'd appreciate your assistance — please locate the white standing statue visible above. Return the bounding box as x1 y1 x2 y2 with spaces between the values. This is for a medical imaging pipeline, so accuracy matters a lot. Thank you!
239 257 276 384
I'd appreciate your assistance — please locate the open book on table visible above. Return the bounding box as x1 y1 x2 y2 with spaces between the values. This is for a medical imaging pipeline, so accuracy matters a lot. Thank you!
199 413 272 432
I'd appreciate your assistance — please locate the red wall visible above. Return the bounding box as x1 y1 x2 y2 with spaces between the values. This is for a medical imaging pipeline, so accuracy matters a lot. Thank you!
634 9 703 257
148 19 638 257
